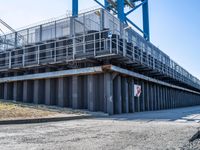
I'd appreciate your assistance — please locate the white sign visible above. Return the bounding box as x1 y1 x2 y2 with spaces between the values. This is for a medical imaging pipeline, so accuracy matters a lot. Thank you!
108 31 112 38
134 84 142 97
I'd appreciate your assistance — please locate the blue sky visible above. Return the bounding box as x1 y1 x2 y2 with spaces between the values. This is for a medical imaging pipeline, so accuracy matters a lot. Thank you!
1 0 200 79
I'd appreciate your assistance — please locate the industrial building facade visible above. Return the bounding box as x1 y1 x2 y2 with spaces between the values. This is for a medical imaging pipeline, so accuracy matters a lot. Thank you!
0 9 200 115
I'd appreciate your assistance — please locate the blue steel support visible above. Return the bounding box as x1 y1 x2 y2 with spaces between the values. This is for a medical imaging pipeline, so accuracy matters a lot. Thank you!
117 0 125 22
72 0 78 17
104 0 109 10
142 0 150 41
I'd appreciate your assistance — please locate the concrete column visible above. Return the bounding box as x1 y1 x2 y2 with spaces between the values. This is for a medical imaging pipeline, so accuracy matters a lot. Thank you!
114 75 122 114
23 80 33 103
163 87 166 109
57 77 68 107
172 89 175 108
157 85 160 110
150 83 153 111
122 77 129 113
72 76 81 109
160 86 163 110
141 81 145 111
146 82 150 111
166 87 168 109
34 79 45 104
0 83 4 99
13 82 17 102
129 79 135 113
4 83 8 100
87 75 95 111
154 84 157 110
45 78 57 105
104 73 113 115
13 81 23 102
98 74 104 112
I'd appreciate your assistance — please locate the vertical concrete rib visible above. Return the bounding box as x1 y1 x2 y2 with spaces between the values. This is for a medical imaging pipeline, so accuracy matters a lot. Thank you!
141 81 145 111
87 75 95 111
157 85 160 110
0 83 4 99
4 83 8 100
146 82 150 111
45 78 57 105
57 77 67 107
163 86 166 109
72 76 79 109
114 75 122 114
122 77 129 113
154 84 157 110
150 83 153 111
34 79 45 104
104 73 113 115
13 81 23 102
129 79 135 113
23 80 33 103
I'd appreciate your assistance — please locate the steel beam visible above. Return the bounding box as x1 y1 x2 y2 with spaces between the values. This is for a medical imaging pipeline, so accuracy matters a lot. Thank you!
72 0 78 17
142 0 150 41
117 0 125 22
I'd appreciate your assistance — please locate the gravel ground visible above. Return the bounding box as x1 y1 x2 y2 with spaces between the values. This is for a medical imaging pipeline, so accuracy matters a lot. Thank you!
0 106 200 150
181 139 200 150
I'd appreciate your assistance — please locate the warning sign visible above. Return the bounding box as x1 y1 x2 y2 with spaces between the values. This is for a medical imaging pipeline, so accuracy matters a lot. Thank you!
134 84 142 97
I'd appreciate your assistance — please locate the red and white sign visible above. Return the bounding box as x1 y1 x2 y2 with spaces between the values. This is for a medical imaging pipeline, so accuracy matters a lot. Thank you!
134 84 142 97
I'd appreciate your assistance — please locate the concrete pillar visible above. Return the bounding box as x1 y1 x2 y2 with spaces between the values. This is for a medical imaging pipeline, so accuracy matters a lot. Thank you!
141 81 145 111
113 75 122 114
160 86 163 110
87 75 96 111
154 84 157 110
122 77 129 113
163 87 166 109
150 83 153 111
146 82 150 111
98 74 105 112
57 77 68 107
157 85 160 110
34 79 45 104
72 76 78 109
13 81 23 102
45 78 57 105
4 82 13 100
166 87 168 109
129 79 135 113
4 83 8 100
0 83 4 99
104 73 113 115
23 80 33 103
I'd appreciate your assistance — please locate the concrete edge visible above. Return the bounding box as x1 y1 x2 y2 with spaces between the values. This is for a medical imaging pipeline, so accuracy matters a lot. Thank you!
0 115 94 125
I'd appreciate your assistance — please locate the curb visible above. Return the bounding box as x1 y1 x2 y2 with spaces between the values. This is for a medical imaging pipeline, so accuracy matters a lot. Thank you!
0 115 94 125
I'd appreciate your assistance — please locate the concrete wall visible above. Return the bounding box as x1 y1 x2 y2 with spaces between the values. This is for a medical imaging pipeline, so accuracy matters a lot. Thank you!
0 71 200 115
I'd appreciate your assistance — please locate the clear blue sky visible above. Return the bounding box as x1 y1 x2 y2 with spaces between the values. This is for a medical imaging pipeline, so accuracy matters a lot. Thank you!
1 0 200 79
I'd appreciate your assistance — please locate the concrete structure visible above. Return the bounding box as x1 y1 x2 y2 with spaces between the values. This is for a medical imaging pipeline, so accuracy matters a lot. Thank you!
0 9 200 115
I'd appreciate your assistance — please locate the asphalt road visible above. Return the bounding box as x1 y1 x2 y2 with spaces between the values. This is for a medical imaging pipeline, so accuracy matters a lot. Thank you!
0 106 200 150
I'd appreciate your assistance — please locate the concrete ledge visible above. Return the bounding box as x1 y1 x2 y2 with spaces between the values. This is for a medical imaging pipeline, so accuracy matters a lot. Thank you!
0 115 94 125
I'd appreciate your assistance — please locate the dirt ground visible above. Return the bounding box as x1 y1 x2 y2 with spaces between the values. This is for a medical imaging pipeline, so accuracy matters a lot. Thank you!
0 100 87 120
0 106 200 150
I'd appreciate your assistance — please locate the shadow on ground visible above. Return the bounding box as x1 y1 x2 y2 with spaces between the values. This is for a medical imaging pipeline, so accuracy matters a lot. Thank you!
106 106 200 122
